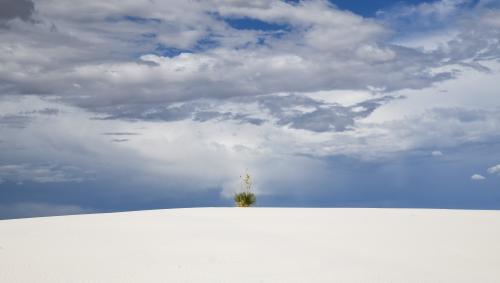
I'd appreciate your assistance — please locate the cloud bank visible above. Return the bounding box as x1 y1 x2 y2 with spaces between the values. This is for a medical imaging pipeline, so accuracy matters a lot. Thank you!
1 0 500 217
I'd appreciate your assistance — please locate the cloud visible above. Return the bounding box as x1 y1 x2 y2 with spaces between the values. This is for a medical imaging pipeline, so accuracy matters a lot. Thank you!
0 202 95 219
1 93 499 198
0 1 500 215
111 139 129 143
377 0 471 32
0 164 92 184
0 109 62 130
101 132 141 136
390 0 500 69
0 0 478 116
96 93 395 132
0 0 34 25
487 164 500 175
471 174 486 180
0 114 33 128
21 108 61 116
431 150 443 156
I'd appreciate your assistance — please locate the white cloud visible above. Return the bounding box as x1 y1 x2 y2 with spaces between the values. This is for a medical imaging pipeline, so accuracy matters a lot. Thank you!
0 0 472 112
431 150 443 156
487 164 500 175
355 44 396 62
1 92 500 200
365 61 500 123
0 0 500 204
471 174 486 181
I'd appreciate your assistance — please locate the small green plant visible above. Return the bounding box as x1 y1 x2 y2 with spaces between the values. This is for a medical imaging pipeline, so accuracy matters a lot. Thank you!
234 192 256 207
234 171 256 207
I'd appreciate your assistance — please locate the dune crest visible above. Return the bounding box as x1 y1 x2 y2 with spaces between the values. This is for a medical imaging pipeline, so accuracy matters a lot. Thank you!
1 208 499 282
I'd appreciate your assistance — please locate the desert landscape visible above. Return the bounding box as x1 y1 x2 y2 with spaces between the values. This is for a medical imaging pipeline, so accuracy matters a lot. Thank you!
1 208 500 282
1 0 500 282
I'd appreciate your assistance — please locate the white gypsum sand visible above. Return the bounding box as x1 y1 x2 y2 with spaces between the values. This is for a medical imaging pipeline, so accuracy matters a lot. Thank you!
1 208 499 282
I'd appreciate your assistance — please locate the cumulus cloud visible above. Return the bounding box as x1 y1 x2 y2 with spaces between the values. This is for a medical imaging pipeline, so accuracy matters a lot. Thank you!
471 174 486 180
487 164 500 175
0 0 481 115
1 1 500 215
1 92 500 197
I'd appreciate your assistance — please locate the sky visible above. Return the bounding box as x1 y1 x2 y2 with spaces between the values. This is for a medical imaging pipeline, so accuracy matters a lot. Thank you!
0 0 499 219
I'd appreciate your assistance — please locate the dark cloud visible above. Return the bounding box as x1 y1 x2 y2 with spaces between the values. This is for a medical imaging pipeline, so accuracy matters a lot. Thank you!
101 132 141 136
0 202 95 219
97 103 198 121
286 108 354 132
0 108 63 129
20 108 60 116
193 111 265 125
432 108 487 122
92 94 395 132
255 94 354 132
36 107 59 115
0 0 34 24
103 133 137 143
111 139 129 143
0 163 93 184
0 114 32 128
256 94 397 132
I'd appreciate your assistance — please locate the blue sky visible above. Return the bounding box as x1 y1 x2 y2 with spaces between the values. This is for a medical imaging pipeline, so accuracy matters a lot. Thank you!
331 0 435 16
0 0 499 219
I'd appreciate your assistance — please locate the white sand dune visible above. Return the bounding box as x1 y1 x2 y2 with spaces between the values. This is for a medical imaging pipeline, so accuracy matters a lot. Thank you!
1 208 499 282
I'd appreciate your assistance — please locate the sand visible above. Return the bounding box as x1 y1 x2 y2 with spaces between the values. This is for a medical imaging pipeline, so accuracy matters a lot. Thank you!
1 208 499 282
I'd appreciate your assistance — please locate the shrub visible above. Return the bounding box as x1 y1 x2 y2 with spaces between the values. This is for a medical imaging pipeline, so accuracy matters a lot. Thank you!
234 191 256 207
234 171 256 207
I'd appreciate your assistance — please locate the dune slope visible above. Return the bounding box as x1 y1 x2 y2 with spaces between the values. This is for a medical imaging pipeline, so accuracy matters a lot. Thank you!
1 208 500 282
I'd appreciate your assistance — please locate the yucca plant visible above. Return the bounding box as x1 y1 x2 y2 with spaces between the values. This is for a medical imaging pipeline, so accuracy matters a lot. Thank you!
234 192 256 207
234 171 256 207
